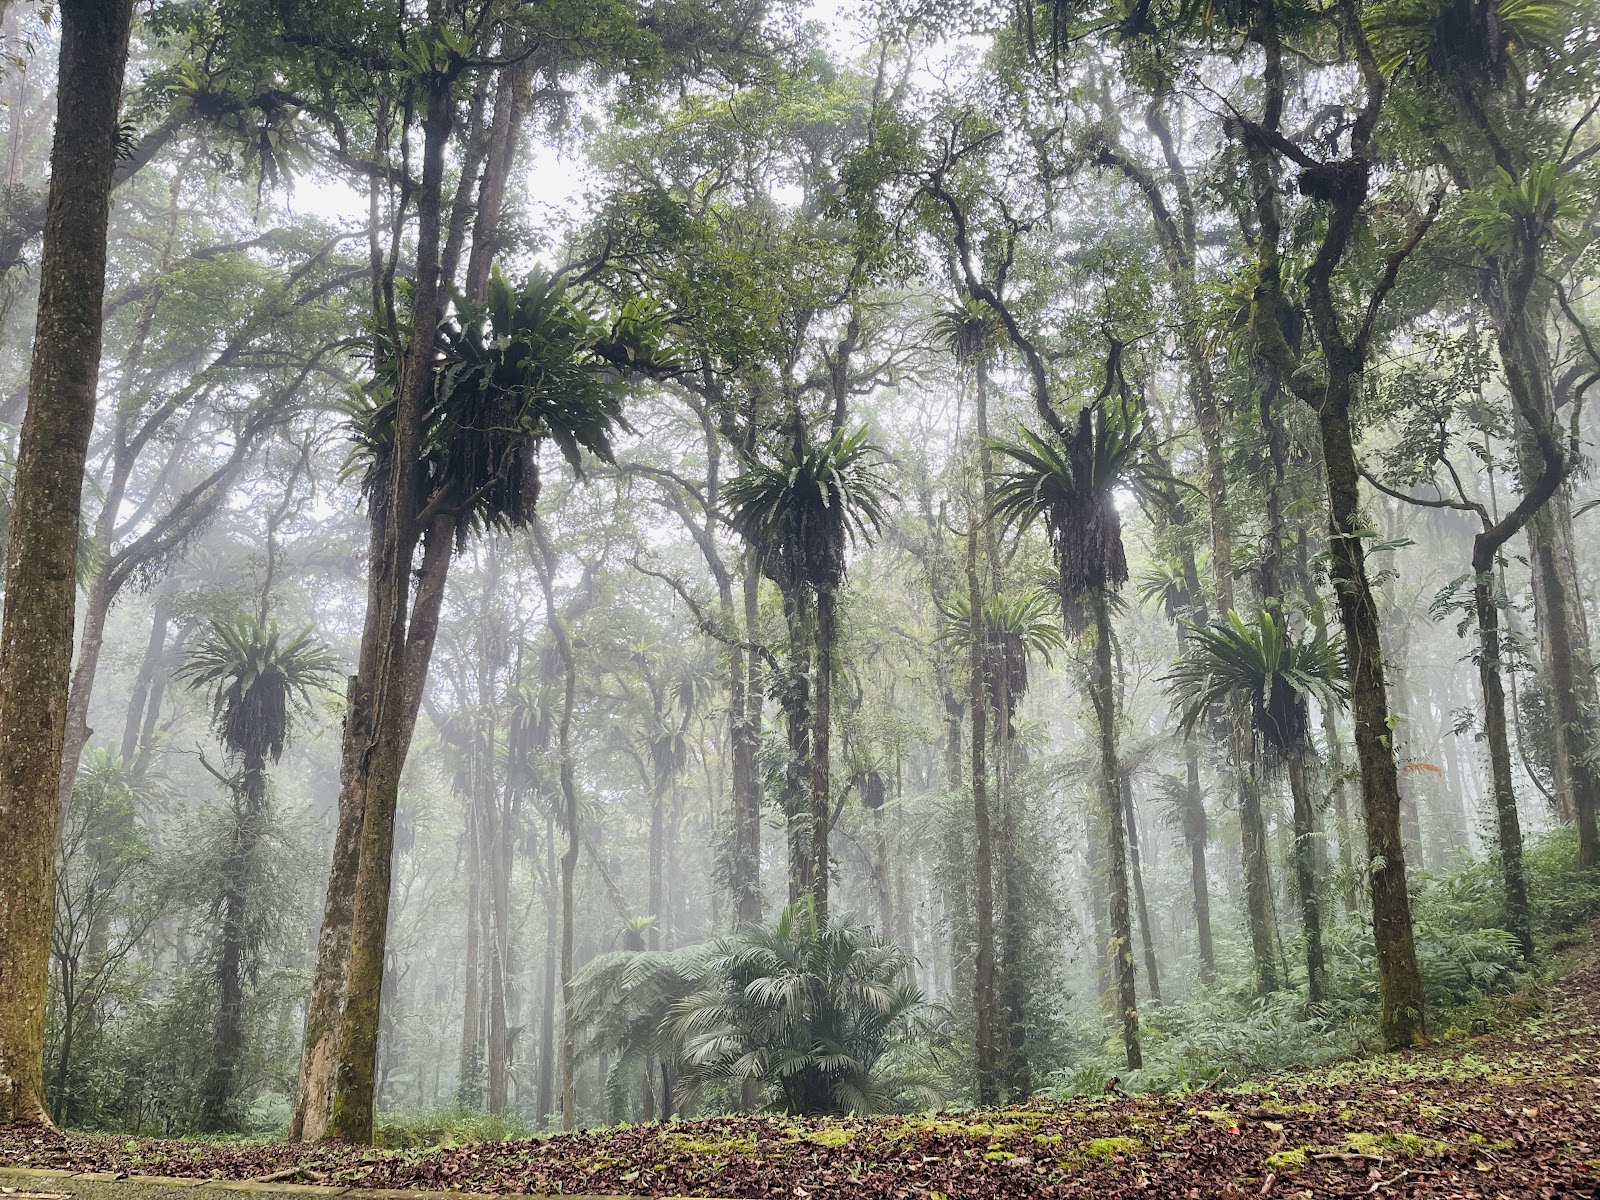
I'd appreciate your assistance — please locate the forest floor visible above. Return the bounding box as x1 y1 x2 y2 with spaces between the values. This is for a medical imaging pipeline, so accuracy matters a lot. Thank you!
7 950 1600 1199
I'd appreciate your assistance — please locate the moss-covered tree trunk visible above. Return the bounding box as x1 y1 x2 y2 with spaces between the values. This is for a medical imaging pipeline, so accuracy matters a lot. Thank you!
1090 592 1140 1070
967 533 999 1103
1238 759 1280 997
810 589 836 923
1285 734 1327 1002
0 0 134 1126
780 590 812 908
1318 377 1425 1048
321 82 455 1144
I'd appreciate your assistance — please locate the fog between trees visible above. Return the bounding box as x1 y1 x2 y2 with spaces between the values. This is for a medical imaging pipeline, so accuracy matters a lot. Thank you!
0 0 1598 1143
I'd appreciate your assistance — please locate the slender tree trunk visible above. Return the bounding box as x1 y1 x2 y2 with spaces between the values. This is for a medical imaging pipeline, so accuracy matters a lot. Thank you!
1522 494 1600 866
1238 755 1280 996
458 802 483 1107
649 719 666 950
727 559 759 926
536 812 556 1125
780 591 812 907
1318 381 1426 1049
0 0 134 1125
1089 591 1140 1070
1121 772 1161 1004
121 584 174 765
56 570 116 816
1474 562 1534 959
199 756 267 1131
810 590 835 922
966 535 998 1102
486 799 511 1115
1182 742 1216 984
1286 735 1327 1002
738 562 765 924
531 522 581 1131
322 84 455 1144
1238 0 1424 1047
996 767 1030 1098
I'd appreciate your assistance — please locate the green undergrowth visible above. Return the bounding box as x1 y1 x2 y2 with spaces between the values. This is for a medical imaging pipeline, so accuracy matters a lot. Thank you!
1047 831 1600 1100
371 1107 541 1150
297 838 1600 1153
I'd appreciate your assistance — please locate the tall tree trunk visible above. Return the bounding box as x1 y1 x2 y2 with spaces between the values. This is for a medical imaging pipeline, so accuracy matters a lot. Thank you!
0 0 134 1125
199 755 268 1131
1474 561 1534 959
1239 0 1425 1049
996 764 1030 1098
1089 591 1140 1070
531 521 581 1131
780 590 812 907
810 589 835 922
1238 757 1280 996
486 792 511 1115
458 802 483 1107
1121 772 1161 1004
739 564 765 923
966 535 998 1102
728 559 761 926
1318 378 1426 1049
536 812 556 1125
649 756 665 951
321 83 455 1145
121 584 174 765
1182 741 1216 984
1519 482 1600 865
1286 735 1327 1002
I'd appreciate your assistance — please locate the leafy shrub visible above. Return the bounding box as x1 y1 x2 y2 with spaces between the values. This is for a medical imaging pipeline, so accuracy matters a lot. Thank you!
1047 988 1359 1097
670 899 933 1115
1524 830 1600 940
372 1107 539 1149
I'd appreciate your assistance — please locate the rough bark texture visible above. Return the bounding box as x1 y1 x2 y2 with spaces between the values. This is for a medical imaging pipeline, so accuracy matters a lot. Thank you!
0 0 134 1126
1090 593 1141 1070
322 84 455 1144
1508 398 1600 865
1286 738 1327 1002
1320 385 1426 1048
1241 0 1425 1049
780 591 812 908
809 592 835 923
966 536 998 1103
1238 761 1280 996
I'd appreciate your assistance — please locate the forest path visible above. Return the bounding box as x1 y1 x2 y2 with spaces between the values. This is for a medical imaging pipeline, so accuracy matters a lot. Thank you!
5 942 1600 1198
